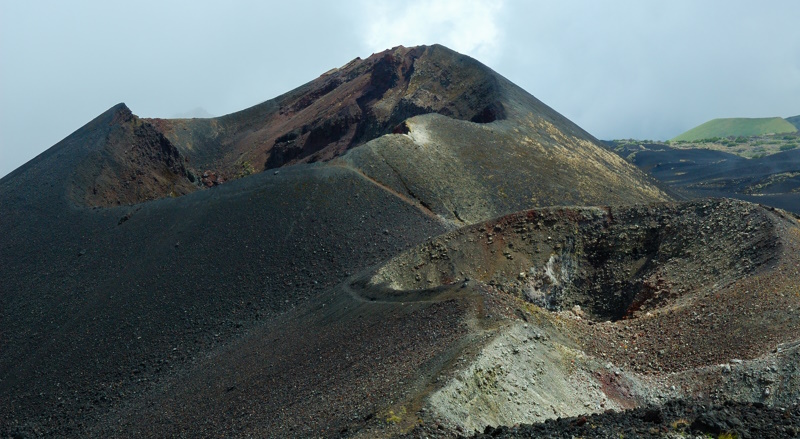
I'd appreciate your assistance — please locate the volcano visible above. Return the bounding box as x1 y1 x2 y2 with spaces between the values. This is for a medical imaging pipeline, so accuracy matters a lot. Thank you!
2 45 798 438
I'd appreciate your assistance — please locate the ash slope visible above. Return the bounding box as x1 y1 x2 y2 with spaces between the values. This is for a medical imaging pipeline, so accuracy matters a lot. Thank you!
0 45 675 438
0 163 449 437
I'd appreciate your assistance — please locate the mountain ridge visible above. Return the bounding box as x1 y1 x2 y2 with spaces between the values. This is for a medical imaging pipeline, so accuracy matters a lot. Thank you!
4 44 671 219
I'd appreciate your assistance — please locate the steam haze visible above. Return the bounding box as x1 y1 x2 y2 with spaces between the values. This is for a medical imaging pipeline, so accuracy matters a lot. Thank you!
2 0 798 177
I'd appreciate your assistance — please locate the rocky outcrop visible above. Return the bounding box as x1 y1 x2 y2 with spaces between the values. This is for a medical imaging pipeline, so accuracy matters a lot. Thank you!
153 44 509 176
69 104 198 206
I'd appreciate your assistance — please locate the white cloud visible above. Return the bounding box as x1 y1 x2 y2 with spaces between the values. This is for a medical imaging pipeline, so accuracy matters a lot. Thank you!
359 0 505 64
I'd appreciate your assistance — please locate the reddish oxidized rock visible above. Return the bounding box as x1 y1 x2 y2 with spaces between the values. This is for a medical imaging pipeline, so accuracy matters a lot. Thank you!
201 170 224 187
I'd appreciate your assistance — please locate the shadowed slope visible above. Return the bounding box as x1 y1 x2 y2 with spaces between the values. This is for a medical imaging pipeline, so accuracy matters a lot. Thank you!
0 165 447 437
787 115 800 130
605 141 800 214
0 103 199 208
70 105 199 206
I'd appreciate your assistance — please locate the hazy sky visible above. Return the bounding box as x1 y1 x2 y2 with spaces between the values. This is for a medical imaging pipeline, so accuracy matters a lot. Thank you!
2 0 799 177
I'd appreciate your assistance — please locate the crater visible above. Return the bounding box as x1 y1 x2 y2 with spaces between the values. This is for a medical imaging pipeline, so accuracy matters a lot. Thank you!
368 199 779 321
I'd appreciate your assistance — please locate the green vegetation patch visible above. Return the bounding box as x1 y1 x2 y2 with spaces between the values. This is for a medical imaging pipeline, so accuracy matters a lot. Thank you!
613 131 799 159
672 117 797 141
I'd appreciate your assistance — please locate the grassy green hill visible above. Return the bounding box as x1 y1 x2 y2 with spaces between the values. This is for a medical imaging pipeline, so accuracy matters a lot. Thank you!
672 117 797 141
786 115 800 130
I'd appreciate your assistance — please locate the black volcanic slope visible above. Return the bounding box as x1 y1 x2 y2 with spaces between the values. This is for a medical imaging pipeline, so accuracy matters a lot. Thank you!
0 45 673 438
1 155 448 437
786 115 800 131
605 141 800 214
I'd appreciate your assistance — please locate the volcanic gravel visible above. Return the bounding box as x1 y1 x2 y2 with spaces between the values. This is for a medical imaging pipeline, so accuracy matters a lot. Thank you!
459 399 800 439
